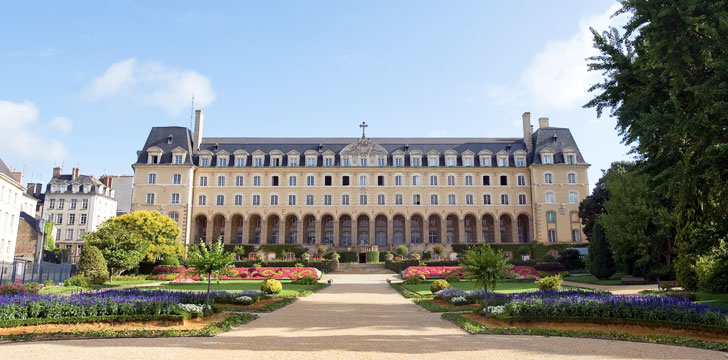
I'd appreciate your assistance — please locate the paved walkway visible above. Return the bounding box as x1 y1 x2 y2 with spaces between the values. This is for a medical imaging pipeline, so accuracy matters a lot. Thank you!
1 274 722 360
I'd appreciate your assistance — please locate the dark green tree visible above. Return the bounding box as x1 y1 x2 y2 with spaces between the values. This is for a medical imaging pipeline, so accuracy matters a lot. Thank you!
585 0 728 288
578 161 633 240
78 245 109 285
186 238 235 315
83 221 148 281
587 222 616 280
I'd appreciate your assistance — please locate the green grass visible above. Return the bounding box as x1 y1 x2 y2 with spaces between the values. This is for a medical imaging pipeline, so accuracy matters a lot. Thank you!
107 279 161 286
401 280 540 296
563 273 627 286
147 280 323 297
695 292 728 310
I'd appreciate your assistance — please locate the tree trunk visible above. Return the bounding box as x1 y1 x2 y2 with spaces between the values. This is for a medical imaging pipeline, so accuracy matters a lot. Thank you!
483 285 489 315
205 273 212 316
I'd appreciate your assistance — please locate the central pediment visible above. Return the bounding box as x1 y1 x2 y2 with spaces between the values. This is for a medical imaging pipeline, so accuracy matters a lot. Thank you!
339 137 389 156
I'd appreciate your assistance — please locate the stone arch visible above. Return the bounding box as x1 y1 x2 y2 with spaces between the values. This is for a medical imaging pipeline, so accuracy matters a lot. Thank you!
357 214 370 245
499 214 513 243
517 213 530 243
231 214 244 244
285 214 298 244
212 214 226 243
339 214 352 246
303 214 316 244
482 213 495 243
321 214 334 245
375 214 387 246
392 214 406 244
193 214 207 244
410 214 423 243
464 214 477 244
427 214 442 244
248 214 262 244
267 214 280 244
446 214 459 244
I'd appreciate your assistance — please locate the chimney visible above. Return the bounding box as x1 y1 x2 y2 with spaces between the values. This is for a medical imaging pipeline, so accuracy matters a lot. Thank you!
72 167 80 180
194 109 204 152
52 166 61 178
10 171 22 184
100 175 113 189
539 117 550 129
522 112 533 153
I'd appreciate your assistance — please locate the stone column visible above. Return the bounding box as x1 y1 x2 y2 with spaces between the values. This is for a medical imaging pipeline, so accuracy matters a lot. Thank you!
260 219 268 245
512 216 520 244
439 218 447 245
369 215 376 246
242 217 250 245
279 217 286 245
404 218 411 245
476 216 483 243
333 219 340 248
223 216 232 244
458 217 466 244
424 215 431 244
205 219 214 245
352 217 359 247
297 216 304 245
387 216 394 249
494 216 501 243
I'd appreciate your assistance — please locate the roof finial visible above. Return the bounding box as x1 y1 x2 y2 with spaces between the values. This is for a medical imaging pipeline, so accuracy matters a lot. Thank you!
359 121 368 138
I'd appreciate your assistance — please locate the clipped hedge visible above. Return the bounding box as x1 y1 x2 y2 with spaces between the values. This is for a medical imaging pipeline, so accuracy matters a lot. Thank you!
366 251 380 263
450 243 588 261
379 251 392 262
385 259 419 273
231 260 337 273
339 251 358 263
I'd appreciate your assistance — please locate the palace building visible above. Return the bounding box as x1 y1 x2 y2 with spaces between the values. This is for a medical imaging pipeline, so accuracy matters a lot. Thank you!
131 110 589 255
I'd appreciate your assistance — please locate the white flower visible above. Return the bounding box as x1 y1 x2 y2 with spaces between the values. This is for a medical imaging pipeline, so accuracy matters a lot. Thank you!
179 303 211 313
484 305 505 315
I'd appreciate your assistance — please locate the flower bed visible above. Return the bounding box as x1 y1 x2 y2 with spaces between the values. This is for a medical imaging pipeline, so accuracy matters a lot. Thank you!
402 266 465 279
508 266 540 279
174 267 322 282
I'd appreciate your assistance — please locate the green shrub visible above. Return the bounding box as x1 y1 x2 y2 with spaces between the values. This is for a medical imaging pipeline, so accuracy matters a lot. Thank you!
294 263 305 267
385 252 394 261
540 254 557 263
78 246 109 285
112 275 148 281
161 256 180 266
331 251 340 260
339 251 358 263
402 277 423 285
445 275 460 283
292 276 318 285
431 279 451 293
43 280 55 287
695 241 728 293
535 275 563 290
366 251 379 263
63 275 90 288
432 245 445 256
395 245 408 257
237 296 256 306
588 223 616 280
412 253 421 261
261 279 283 294
317 245 327 255
559 248 585 270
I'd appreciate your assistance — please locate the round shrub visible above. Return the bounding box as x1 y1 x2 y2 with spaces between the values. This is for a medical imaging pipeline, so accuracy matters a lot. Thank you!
445 275 460 283
431 279 451 293
63 275 90 288
261 279 283 294
78 246 108 285
395 245 409 257
535 275 563 290
402 276 422 285
161 256 180 266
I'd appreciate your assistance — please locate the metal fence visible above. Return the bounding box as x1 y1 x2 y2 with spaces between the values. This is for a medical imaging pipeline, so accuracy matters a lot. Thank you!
0 260 73 285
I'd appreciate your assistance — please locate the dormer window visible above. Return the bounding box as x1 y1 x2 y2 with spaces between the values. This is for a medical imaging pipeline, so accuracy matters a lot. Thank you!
218 157 227 167
289 157 298 167
566 155 575 164
342 157 350 167
167 135 173 144
496 152 509 167
269 150 283 167
378 157 386 167
200 157 210 167
146 146 163 164
478 151 492 167
513 150 527 168
543 154 553 164
306 156 316 167
254 157 262 166
360 158 368 167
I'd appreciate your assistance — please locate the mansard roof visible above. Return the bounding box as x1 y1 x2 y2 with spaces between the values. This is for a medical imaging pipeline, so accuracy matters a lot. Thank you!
531 127 587 165
135 126 194 165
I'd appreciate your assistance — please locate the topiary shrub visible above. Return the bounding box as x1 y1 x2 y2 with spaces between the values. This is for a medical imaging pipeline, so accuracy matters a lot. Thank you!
366 251 379 263
78 246 109 285
535 275 563 290
431 279 451 293
261 279 283 294
161 256 180 266
317 245 327 255
445 275 460 283
395 245 409 258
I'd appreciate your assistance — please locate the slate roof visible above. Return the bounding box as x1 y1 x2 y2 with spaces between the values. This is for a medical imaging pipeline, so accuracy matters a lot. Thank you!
530 127 588 165
135 126 194 165
19 211 42 233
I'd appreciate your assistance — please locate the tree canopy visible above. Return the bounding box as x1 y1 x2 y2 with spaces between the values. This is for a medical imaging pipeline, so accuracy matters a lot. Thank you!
83 221 148 280
186 239 235 315
459 245 509 314
109 211 183 260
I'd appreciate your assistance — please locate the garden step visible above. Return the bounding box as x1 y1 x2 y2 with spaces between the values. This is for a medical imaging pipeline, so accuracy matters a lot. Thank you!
335 263 393 274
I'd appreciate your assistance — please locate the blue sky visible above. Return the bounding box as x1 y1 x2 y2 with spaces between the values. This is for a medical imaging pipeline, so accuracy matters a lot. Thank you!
0 1 632 188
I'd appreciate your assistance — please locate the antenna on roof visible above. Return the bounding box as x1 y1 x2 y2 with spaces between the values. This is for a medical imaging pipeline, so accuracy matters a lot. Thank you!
189 92 195 130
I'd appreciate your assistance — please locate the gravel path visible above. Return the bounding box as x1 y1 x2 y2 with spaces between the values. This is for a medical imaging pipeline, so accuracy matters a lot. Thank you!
1 274 723 360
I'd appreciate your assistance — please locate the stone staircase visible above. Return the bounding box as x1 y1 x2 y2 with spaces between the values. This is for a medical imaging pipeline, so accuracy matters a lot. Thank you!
334 263 394 274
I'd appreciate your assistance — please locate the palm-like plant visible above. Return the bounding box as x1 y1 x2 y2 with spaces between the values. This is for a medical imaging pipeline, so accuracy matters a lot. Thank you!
459 245 509 315
186 238 235 315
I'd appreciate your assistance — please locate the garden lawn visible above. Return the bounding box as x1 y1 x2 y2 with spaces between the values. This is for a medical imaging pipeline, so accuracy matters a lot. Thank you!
39 280 161 295
563 273 627 286
695 293 728 310
149 280 321 297
402 280 539 296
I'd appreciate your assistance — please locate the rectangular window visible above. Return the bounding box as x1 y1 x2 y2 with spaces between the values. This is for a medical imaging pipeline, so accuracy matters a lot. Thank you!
68 214 75 225
66 229 74 240
236 176 244 186
413 194 421 205
218 158 227 167
395 158 403 167
465 175 473 186
78 229 86 240
80 214 87 225
200 158 209 167
572 230 581 242
306 195 314 205
546 211 556 223
499 157 507 167
395 194 403 205
464 158 472 167
412 175 420 186
56 229 61 241
466 194 474 205
378 158 386 166
412 157 421 166
307 157 315 167
253 176 261 186
428 157 438 166
306 175 314 186
501 194 509 205
377 194 385 205
173 174 182 184
174 155 183 164
171 193 180 204
342 176 350 186
342 158 350 167
359 175 367 186
377 175 384 186
430 194 438 205
500 175 508 186
516 157 525 167
199 176 208 186
430 175 438 186
518 194 527 205
198 195 206 205
448 194 456 205
289 157 298 167
59 199 64 209
324 195 332 205
217 176 225 187
252 195 260 205
567 155 575 164
236 157 246 167
325 158 333 167
481 156 491 167
544 155 553 164
288 194 296 205
271 158 280 167
82 199 88 209
49 199 55 208
359 194 367 205
548 230 557 243
483 194 491 205
517 175 526 186
272 176 279 186
254 158 262 167
235 195 243 206
270 195 278 205
216 195 224 205
360 158 367 167
447 175 455 186
568 173 576 184
447 157 455 166
325 176 332 186
146 193 155 205
342 194 350 205
148 173 156 184
569 192 579 204
482 175 490 186
289 175 297 186
394 175 402 186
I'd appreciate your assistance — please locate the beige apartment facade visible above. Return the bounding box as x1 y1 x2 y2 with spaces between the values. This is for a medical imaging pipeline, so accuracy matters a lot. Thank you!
132 111 589 255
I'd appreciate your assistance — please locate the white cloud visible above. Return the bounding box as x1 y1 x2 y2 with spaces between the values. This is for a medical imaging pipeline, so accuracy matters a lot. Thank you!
50 116 72 135
0 100 68 163
81 58 216 116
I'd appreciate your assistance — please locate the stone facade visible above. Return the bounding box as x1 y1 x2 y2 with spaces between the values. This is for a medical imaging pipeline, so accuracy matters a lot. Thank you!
0 158 26 262
14 212 42 262
132 111 589 254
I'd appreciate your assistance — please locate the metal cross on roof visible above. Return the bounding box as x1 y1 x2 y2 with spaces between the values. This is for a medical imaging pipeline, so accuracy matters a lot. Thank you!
360 121 368 138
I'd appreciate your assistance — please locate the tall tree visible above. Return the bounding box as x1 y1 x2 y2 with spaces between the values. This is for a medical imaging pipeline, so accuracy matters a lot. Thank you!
588 222 616 280
83 221 148 281
186 238 235 316
43 221 55 251
459 245 509 315
585 0 728 288
600 166 677 277
110 211 183 261
578 161 634 240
